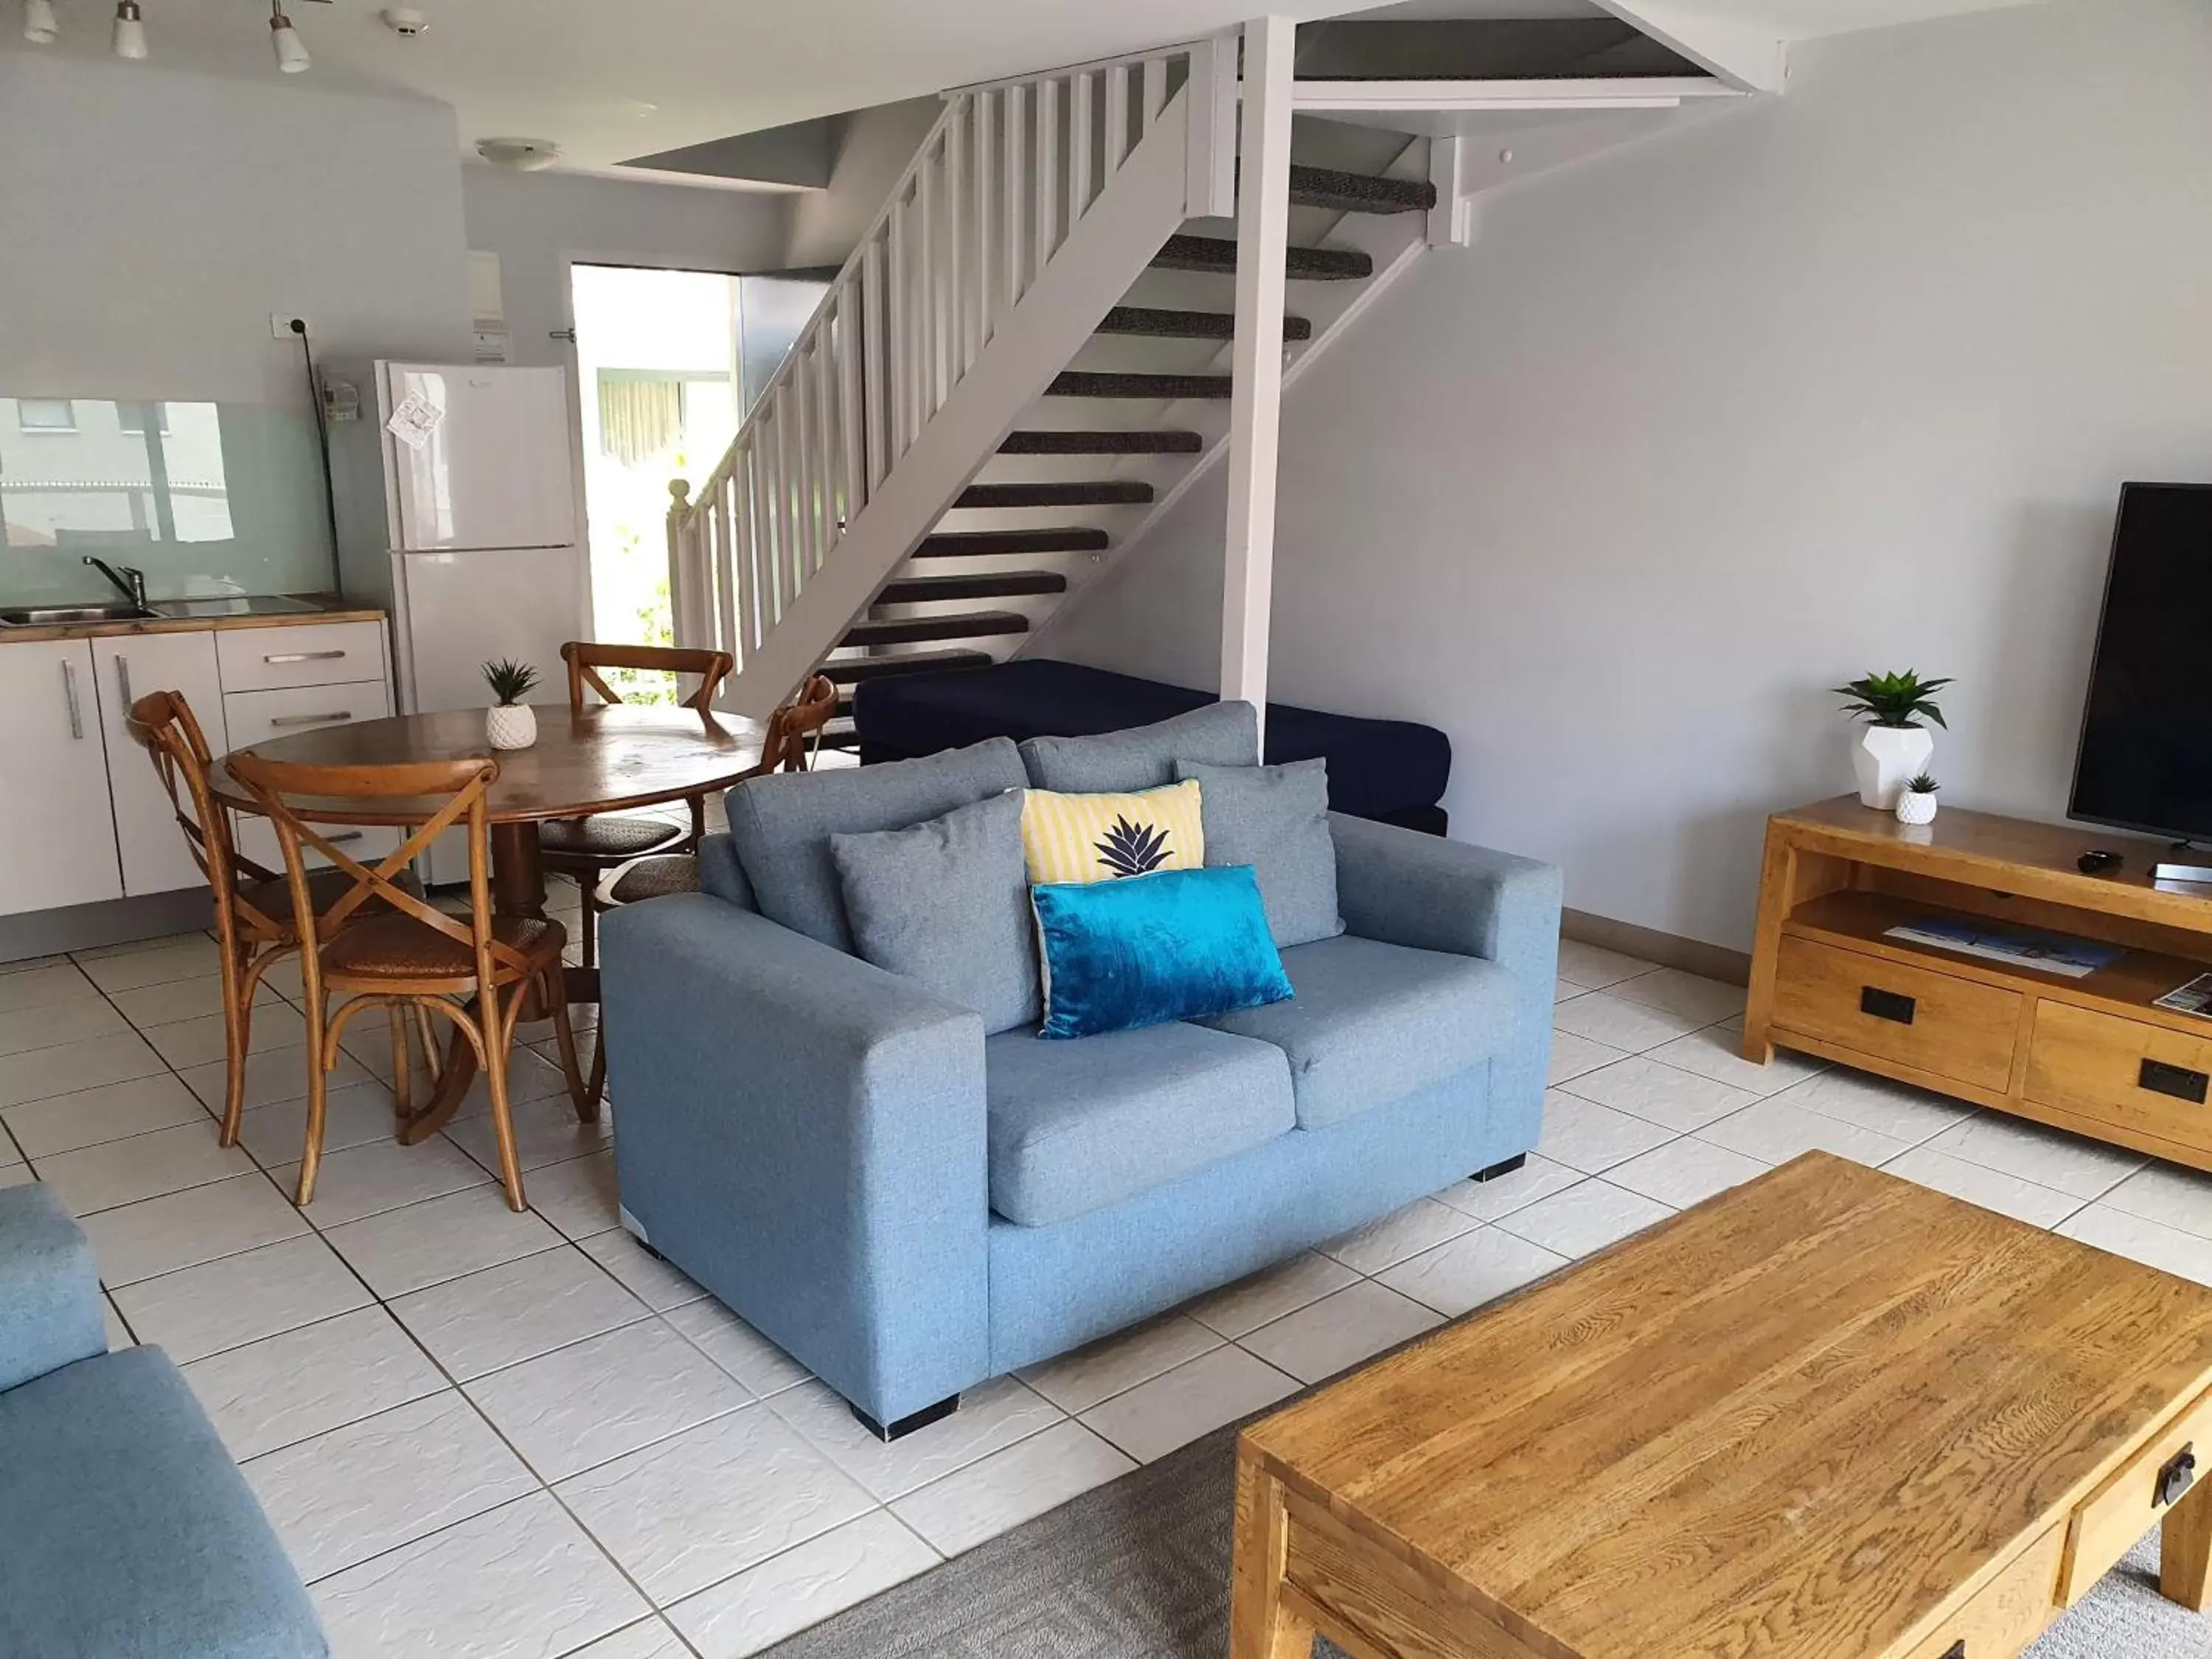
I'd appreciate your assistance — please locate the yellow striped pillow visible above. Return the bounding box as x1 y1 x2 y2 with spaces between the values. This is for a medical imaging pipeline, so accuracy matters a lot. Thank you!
1020 782 1206 886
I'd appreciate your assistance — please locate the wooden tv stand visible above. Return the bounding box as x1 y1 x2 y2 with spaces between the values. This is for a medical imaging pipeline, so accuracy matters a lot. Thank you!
1745 797 2212 1174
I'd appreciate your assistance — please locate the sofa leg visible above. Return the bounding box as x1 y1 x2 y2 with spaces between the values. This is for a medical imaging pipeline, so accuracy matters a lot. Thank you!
851 1396 959 1443
1470 1154 1527 1184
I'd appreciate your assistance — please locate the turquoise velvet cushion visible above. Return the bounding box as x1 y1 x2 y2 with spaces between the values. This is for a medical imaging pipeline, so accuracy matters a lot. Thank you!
1030 865 1293 1040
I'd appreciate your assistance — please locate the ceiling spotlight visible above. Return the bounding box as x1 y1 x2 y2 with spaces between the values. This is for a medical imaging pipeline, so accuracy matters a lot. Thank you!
269 1 310 71
23 0 58 44
380 7 428 35
476 137 562 173
111 0 145 59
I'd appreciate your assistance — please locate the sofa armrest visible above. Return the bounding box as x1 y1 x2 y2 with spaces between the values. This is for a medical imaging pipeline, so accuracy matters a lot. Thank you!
0 1183 108 1393
1330 813 1562 1147
599 894 987 1425
694 831 754 909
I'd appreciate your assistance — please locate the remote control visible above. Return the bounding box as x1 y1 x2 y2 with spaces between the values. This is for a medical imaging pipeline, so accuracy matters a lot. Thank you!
2078 849 2123 874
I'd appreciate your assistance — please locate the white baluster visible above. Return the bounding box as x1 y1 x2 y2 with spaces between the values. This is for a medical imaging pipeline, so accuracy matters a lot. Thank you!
862 239 888 493
1070 70 1093 218
836 293 863 541
811 340 836 570
945 97 967 385
1144 55 1168 129
974 89 995 352
1004 82 1026 304
1035 76 1059 271
1105 63 1130 174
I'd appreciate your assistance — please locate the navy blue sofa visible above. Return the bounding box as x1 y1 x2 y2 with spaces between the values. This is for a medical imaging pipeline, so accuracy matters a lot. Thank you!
852 658 1452 834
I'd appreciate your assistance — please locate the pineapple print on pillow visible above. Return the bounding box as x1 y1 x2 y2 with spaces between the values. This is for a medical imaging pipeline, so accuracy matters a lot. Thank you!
1021 781 1206 886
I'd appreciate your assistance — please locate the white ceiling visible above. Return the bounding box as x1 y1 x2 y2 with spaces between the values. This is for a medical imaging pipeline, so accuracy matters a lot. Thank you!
2 0 2045 178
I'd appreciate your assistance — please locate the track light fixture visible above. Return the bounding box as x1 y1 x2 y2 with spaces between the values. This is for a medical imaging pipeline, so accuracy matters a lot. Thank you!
268 0 309 72
22 0 58 44
111 0 145 59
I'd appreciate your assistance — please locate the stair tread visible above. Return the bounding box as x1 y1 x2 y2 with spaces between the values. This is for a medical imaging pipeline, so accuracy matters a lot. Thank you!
913 527 1110 557
880 569 1069 602
819 650 995 683
999 429 1205 455
1048 370 1231 400
955 479 1153 508
1152 234 1372 281
1096 306 1313 342
1287 164 1437 215
841 611 1031 647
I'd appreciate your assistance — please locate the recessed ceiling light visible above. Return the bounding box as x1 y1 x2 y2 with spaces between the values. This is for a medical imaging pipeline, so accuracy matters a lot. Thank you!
380 7 428 36
476 137 563 172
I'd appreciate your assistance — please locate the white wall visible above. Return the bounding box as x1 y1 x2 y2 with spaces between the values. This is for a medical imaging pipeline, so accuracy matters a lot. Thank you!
462 168 791 370
781 99 944 269
0 54 470 406
1045 0 2212 951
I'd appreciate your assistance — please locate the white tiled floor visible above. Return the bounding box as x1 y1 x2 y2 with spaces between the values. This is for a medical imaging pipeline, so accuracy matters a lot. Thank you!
4 909 2204 1658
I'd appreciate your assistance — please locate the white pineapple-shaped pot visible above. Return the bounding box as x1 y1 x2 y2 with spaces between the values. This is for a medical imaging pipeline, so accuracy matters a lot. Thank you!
486 703 537 750
1895 787 1939 825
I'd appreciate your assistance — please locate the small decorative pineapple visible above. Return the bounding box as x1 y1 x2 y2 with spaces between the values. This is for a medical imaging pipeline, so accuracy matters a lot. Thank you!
1896 772 1941 826
483 658 541 751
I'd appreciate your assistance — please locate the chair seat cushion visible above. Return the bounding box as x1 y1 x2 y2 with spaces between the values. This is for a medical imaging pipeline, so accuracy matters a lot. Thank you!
1199 934 1517 1129
234 866 420 929
984 1020 1293 1225
0 1346 327 1659
606 853 702 905
538 814 686 862
321 912 561 982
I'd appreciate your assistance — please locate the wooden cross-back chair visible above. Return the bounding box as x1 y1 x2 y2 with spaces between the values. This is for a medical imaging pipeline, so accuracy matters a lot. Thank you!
540 641 736 967
127 690 441 1152
226 749 591 1211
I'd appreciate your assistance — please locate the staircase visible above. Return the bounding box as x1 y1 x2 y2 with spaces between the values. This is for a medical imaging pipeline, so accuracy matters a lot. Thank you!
667 40 1439 735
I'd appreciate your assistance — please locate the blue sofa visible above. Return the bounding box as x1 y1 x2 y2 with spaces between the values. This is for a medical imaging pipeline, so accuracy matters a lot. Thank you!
600 705 1558 1435
0 1183 327 1658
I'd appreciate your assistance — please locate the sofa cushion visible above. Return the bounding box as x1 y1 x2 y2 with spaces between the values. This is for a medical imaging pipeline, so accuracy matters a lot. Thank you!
1200 934 1517 1129
0 1346 327 1659
984 1020 1294 1225
1020 780 1205 885
1176 757 1344 948
1018 700 1258 793
830 791 1037 1034
726 736 1028 952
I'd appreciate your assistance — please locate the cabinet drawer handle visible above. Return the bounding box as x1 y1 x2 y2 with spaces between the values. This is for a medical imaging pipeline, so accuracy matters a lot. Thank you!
2139 1059 2209 1105
1860 986 1917 1025
60 660 83 740
324 831 364 847
2157 1447 2198 1508
114 654 133 709
263 650 347 664
268 711 353 728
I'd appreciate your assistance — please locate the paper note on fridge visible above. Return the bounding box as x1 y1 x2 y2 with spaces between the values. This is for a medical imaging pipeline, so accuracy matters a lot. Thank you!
385 393 443 451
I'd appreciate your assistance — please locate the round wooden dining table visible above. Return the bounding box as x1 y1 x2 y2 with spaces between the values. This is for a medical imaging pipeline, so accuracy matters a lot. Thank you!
208 703 765 1142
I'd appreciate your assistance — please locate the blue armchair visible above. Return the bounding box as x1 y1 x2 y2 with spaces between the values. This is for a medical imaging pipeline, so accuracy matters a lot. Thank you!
0 1183 327 1659
601 714 1559 1436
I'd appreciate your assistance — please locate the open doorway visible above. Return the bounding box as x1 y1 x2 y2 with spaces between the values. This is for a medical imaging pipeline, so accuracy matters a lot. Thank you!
568 263 744 700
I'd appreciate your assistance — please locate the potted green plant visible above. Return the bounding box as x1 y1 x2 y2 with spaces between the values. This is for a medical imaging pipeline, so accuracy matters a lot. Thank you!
483 658 540 751
1896 772 1940 826
1834 669 1951 810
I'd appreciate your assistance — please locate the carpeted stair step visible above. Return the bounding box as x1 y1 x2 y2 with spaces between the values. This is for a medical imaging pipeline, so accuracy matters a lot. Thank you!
998 429 1204 456
817 716 861 752
1048 371 1231 400
1095 307 1312 343
819 648 995 684
841 610 1029 649
1287 164 1437 216
954 479 1154 509
1151 234 1372 281
913 527 1110 558
879 569 1068 605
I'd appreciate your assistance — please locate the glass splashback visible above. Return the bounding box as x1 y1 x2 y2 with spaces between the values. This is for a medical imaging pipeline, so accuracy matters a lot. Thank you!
0 397 335 605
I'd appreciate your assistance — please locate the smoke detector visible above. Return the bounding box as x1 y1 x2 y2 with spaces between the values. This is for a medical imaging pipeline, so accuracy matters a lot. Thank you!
380 7 427 34
476 137 561 172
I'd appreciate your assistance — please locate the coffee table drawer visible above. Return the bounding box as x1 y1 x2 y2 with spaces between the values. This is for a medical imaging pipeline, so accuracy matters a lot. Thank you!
2061 1385 2212 1606
1772 936 2021 1091
2026 1001 2212 1154
1905 1524 2063 1659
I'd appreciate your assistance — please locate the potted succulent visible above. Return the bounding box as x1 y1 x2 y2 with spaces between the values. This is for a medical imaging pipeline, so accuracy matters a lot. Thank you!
483 658 540 751
1834 669 1951 810
1895 773 1941 826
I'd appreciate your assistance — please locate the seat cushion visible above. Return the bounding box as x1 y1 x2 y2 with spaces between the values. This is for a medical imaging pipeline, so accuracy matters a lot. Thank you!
321 912 561 982
1018 700 1258 793
538 813 686 862
1200 934 1517 1129
0 1346 327 1659
726 736 1028 953
606 852 702 905
984 1021 1293 1225
232 865 420 930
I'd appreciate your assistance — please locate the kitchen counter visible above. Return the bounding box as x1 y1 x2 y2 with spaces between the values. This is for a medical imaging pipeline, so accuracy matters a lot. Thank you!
0 596 385 644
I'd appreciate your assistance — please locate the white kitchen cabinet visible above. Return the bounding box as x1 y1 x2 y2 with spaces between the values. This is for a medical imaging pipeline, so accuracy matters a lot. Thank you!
227 678 400 875
91 631 229 897
0 639 124 916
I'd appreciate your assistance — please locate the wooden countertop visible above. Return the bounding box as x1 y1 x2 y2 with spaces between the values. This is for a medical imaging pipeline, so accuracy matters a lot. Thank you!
0 599 385 644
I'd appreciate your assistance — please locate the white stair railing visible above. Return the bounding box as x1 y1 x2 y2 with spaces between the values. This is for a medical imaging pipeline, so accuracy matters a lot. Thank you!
668 38 1236 715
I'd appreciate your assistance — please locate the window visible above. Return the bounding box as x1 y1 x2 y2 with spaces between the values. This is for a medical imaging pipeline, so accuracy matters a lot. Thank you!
116 401 168 435
18 399 74 432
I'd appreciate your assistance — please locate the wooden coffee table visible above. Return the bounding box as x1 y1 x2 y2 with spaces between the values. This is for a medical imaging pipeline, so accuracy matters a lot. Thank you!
1231 1152 2212 1659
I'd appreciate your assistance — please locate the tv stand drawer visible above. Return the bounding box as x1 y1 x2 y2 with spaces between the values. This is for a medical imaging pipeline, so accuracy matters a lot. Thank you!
1772 936 2021 1091
2026 1001 2212 1153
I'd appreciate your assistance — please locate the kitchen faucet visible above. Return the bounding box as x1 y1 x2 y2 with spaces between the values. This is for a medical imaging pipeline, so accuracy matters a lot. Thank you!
83 557 148 608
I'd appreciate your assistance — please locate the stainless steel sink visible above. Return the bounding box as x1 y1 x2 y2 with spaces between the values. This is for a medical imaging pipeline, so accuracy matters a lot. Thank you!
150 595 323 619
0 603 161 627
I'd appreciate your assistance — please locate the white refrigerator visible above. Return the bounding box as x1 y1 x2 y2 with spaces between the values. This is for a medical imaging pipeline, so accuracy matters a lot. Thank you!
371 363 585 883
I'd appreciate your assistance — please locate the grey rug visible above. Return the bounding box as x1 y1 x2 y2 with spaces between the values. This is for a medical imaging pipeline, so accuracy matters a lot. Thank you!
764 1425 2208 1658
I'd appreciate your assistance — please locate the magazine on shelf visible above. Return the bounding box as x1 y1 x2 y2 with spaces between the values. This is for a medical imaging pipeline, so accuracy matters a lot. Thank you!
1881 917 2123 979
2154 974 2212 1018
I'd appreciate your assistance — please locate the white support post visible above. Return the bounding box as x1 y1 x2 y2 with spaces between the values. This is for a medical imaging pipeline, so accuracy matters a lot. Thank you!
1220 15 1293 744
1427 134 1472 248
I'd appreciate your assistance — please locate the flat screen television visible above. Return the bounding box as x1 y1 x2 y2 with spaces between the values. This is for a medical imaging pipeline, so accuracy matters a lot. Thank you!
2070 483 2212 845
